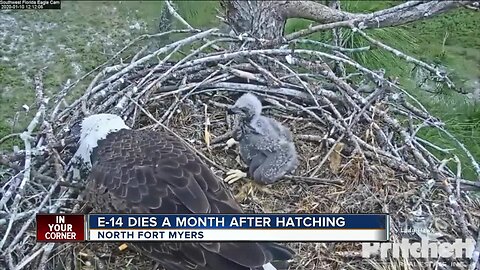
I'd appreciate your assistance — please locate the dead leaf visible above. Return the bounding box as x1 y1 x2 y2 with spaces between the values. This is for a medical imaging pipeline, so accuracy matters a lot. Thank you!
118 243 128 251
204 127 211 147
329 142 345 174
204 104 211 147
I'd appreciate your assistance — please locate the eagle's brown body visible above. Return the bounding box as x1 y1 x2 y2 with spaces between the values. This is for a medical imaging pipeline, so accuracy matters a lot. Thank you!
85 128 292 270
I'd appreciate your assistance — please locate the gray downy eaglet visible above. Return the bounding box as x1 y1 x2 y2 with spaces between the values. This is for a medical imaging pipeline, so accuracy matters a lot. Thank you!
225 93 298 185
73 113 294 270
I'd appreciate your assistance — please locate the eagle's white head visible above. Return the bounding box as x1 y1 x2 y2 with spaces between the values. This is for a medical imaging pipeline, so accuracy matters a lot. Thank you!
73 113 130 168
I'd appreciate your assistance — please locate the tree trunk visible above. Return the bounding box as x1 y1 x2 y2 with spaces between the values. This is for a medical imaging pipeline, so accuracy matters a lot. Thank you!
220 1 288 41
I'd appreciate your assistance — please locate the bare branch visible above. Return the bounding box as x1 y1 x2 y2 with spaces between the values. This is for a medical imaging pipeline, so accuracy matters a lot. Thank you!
283 1 358 23
353 28 454 88
357 1 467 29
284 1 467 40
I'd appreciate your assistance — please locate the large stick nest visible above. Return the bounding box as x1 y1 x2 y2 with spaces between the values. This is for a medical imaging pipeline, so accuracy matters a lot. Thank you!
0 28 479 270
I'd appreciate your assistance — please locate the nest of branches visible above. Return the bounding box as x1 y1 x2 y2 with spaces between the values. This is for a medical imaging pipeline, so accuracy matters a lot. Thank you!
0 27 479 270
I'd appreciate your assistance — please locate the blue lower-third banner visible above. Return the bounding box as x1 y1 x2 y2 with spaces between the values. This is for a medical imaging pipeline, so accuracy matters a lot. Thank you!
85 214 389 242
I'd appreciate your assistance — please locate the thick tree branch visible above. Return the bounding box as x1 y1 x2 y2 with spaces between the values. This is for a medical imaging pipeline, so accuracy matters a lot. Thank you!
220 0 288 41
283 1 358 24
285 1 469 41
222 0 469 43
284 1 466 29
356 1 466 29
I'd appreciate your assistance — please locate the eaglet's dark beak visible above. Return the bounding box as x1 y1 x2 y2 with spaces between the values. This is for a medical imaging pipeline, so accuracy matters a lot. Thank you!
226 106 240 114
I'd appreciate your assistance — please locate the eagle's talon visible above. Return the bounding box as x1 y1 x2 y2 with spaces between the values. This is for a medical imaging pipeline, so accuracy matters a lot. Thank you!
224 138 238 149
224 169 247 184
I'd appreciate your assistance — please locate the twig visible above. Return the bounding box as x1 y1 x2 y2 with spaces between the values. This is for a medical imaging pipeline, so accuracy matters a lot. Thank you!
469 228 480 270
285 20 355 41
86 29 218 102
434 125 480 180
0 133 24 145
164 0 194 30
38 243 55 270
0 71 48 252
261 55 321 108
309 134 345 177
138 37 232 101
13 243 51 270
7 178 62 255
283 175 344 185
294 39 370 53
354 28 454 88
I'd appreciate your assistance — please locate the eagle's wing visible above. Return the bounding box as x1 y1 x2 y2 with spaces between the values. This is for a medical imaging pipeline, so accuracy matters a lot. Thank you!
264 117 293 142
86 129 292 270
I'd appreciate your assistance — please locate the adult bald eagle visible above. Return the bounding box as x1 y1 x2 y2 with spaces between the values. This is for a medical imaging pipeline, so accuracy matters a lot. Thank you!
73 114 294 270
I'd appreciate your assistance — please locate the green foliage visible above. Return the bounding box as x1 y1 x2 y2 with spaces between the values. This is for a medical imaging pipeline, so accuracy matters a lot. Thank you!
284 2 418 73
175 1 220 27
413 88 480 179
399 9 480 179
0 1 164 150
